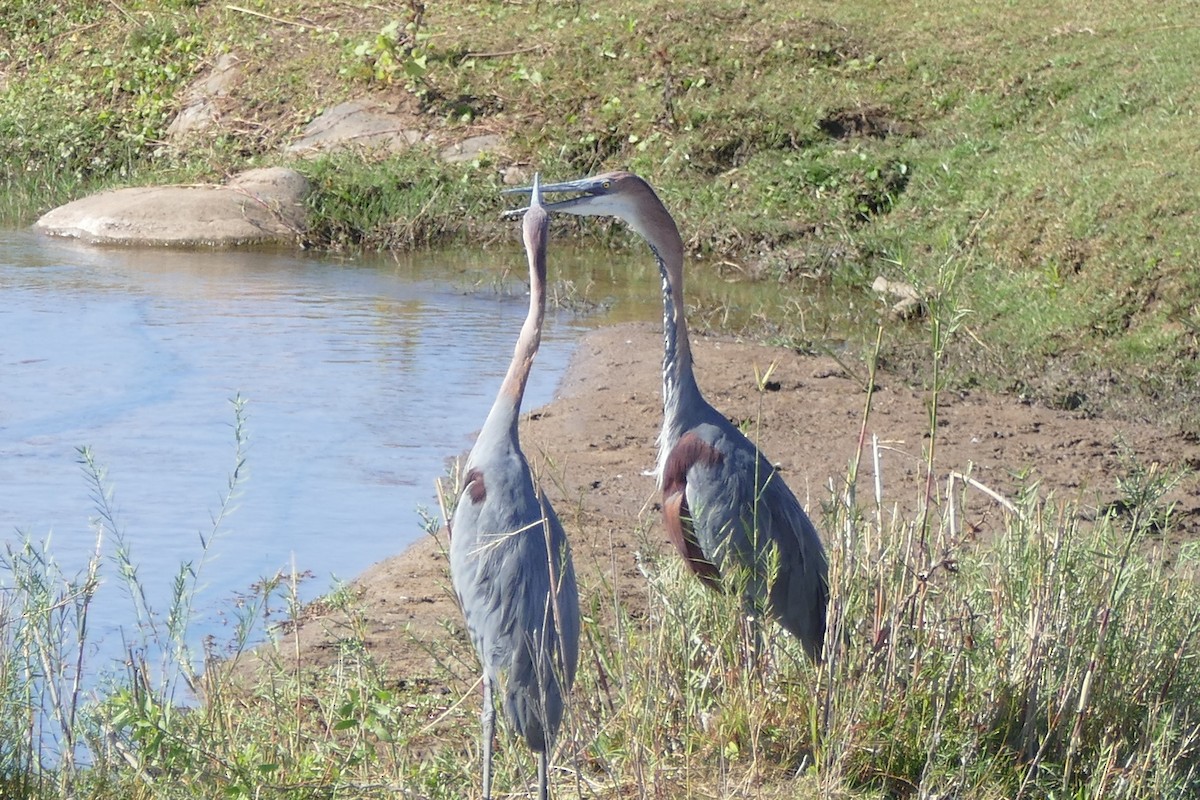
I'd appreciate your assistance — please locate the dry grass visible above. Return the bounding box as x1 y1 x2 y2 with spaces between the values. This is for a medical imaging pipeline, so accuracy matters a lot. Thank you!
4 365 1199 799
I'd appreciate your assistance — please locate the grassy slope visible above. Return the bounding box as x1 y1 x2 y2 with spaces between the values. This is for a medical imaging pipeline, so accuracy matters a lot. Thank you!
3 0 1199 426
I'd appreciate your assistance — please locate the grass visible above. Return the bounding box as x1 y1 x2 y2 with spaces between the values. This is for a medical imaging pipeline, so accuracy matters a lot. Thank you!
3 0 1200 424
2 345 1199 798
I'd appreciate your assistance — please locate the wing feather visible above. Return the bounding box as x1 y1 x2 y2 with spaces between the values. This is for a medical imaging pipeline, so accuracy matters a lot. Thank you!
667 421 829 659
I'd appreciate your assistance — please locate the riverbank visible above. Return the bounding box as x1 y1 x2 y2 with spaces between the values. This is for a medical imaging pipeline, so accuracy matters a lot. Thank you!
262 321 1200 686
7 315 1199 798
6 1 1200 430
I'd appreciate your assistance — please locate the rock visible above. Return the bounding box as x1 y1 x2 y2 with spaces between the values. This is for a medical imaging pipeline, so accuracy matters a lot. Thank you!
437 133 502 163
33 167 310 247
871 275 926 320
286 98 425 156
166 53 242 140
285 96 504 164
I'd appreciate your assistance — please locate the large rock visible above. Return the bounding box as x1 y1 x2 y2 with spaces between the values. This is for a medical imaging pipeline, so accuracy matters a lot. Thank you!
33 167 309 247
286 99 425 156
285 97 505 163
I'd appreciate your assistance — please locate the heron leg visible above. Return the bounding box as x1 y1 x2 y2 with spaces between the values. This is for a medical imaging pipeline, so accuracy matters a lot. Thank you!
482 674 496 800
538 748 549 800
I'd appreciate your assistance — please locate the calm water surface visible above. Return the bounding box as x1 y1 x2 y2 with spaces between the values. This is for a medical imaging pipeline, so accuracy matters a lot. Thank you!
1 229 604 661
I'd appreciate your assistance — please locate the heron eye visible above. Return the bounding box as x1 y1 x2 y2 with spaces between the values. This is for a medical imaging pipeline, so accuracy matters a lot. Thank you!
601 180 611 190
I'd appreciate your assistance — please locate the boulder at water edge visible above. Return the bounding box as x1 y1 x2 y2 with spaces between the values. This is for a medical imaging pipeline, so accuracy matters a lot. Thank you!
34 167 309 247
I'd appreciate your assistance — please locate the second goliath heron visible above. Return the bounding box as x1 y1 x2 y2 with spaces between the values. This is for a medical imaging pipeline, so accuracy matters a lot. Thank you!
449 175 580 800
508 170 827 660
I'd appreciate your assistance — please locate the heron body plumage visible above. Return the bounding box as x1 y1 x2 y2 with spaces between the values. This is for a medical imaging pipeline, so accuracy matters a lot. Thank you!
451 415 579 749
668 419 827 658
449 176 579 800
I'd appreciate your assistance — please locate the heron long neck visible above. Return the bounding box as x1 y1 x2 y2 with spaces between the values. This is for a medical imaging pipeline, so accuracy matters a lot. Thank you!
479 243 547 443
646 224 700 482
657 246 697 414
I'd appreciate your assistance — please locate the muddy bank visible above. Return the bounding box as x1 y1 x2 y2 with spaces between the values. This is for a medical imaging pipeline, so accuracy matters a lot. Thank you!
259 322 1200 684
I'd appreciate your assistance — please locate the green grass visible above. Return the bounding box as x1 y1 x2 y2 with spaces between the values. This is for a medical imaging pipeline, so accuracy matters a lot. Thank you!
4 0 1198 424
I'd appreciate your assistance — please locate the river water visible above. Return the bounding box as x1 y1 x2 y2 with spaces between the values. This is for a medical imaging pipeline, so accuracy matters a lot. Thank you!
1 229 610 665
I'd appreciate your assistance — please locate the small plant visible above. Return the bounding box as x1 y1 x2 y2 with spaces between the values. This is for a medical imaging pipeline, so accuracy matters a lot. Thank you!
0 530 103 798
1109 442 1183 537
345 1 430 92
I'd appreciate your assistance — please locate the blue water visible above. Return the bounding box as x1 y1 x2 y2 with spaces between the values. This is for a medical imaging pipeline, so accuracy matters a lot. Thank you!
0 229 586 664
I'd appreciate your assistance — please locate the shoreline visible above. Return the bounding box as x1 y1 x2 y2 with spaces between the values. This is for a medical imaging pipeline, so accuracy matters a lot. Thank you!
258 321 1200 685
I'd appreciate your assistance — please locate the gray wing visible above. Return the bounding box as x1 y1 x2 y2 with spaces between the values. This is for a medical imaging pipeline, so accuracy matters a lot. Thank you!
684 421 828 659
501 499 579 752
448 458 580 752
449 453 535 674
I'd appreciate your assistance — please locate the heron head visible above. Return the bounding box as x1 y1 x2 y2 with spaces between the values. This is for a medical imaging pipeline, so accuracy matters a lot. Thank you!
507 170 675 254
505 170 655 222
521 172 549 263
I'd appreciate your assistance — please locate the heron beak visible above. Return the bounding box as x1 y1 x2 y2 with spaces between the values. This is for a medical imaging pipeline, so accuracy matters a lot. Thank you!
502 175 606 218
529 172 542 210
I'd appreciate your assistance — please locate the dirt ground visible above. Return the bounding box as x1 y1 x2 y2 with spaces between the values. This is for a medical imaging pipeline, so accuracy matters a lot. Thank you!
266 322 1200 684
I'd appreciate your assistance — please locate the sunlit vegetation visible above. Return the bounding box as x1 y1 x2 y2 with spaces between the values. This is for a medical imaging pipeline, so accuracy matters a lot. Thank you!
3 2 1200 796
3 375 1198 798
